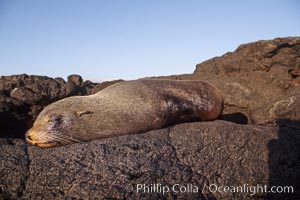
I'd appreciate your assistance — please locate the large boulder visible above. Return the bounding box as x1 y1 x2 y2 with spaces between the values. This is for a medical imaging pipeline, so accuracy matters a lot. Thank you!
194 37 300 77
194 37 300 124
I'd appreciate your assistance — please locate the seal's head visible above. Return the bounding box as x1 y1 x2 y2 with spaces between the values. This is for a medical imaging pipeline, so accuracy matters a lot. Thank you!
25 97 93 147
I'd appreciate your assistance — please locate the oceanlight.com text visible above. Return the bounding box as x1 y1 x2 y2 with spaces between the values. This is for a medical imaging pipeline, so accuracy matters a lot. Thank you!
124 183 294 196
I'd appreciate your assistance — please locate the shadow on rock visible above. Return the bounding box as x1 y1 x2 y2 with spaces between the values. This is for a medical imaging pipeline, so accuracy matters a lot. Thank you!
0 104 33 139
268 119 300 199
221 112 248 124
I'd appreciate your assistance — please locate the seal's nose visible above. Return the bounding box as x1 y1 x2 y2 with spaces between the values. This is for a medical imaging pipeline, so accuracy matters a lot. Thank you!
25 132 32 141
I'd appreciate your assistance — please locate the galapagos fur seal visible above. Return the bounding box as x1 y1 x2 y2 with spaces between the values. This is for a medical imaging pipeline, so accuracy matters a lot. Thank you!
25 79 224 147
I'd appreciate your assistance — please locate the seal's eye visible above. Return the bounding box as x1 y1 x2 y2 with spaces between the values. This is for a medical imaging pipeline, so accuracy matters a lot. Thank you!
49 115 63 125
54 117 62 123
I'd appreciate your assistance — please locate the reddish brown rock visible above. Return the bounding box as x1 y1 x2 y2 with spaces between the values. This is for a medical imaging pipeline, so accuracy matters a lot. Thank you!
151 37 300 124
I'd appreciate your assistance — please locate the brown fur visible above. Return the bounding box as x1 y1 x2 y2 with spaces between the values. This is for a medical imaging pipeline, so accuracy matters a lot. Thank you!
26 79 224 147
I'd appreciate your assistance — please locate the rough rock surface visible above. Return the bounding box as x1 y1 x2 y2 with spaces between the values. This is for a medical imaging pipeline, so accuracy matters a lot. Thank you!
194 37 300 125
1 37 300 199
0 74 122 139
1 121 299 199
153 37 300 125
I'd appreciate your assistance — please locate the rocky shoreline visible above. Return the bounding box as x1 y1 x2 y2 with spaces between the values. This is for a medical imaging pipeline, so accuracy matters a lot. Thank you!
1 37 299 199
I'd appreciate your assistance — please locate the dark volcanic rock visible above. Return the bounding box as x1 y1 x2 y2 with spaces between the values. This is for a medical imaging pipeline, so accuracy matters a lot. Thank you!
0 121 299 199
193 37 300 124
0 144 28 199
194 37 300 76
152 37 300 125
0 74 122 139
66 74 84 96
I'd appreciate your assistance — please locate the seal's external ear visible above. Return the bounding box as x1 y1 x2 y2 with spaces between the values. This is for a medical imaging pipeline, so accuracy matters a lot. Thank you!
76 111 93 117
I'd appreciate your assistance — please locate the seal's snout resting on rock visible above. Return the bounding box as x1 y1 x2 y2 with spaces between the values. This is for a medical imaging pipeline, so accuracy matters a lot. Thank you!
25 110 83 147
26 79 224 147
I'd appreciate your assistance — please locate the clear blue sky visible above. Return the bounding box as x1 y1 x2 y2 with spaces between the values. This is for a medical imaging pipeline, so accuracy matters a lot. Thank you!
0 0 299 81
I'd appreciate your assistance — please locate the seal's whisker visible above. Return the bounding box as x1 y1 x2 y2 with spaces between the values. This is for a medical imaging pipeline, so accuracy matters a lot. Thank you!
38 131 53 141
43 133 71 144
63 135 82 143
47 132 81 144
49 135 71 144
48 131 82 143
38 131 48 137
